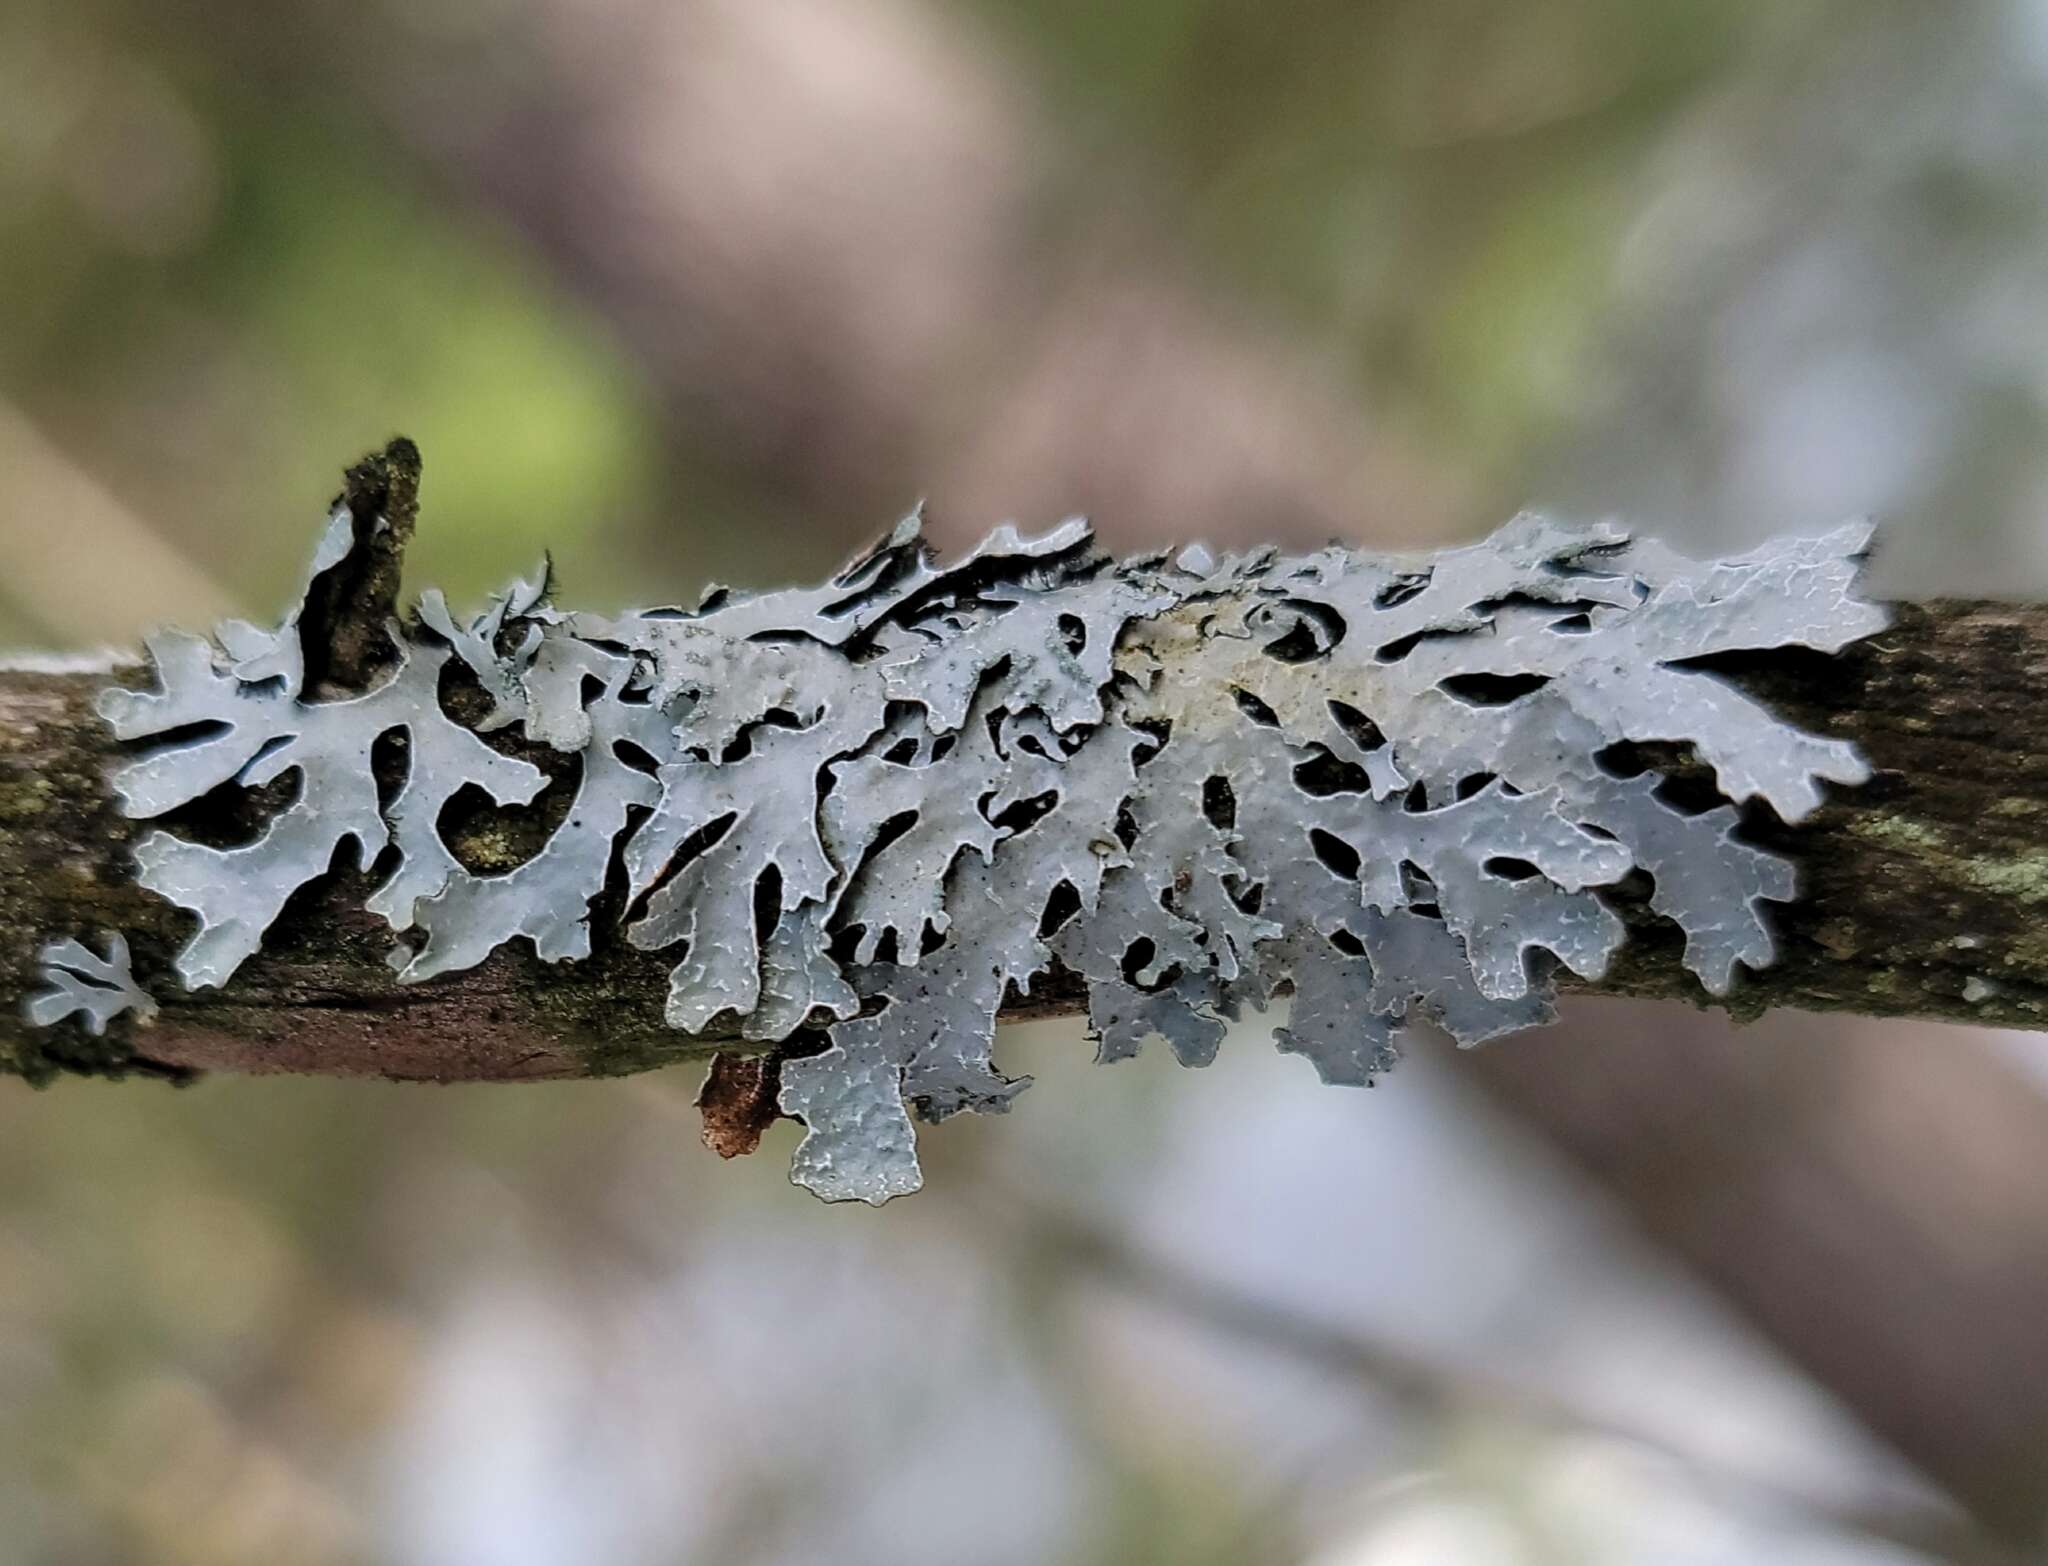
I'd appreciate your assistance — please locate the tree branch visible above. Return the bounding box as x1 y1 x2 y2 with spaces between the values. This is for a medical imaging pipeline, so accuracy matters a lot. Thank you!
7 459 2047 1543
2 588 2042 1085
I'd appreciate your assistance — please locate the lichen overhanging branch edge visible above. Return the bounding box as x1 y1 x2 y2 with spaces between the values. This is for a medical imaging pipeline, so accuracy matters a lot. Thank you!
21 439 1891 1203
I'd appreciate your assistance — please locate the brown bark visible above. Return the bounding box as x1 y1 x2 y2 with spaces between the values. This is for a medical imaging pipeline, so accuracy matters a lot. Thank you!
21 7 2048 1537
15 593 2044 1539
3 594 2043 1087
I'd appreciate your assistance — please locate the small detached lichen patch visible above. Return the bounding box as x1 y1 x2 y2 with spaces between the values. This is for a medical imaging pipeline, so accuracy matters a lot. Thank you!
25 934 156 1036
46 472 1886 1203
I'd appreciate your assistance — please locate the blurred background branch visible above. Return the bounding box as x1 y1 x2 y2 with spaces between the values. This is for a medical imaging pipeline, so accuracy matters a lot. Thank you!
994 1191 2024 1566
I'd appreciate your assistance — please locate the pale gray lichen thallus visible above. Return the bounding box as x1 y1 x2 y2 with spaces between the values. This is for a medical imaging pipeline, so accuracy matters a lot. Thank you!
63 484 1884 1203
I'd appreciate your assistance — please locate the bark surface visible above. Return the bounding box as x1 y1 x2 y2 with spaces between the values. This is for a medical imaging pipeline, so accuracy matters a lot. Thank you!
3 591 2043 1084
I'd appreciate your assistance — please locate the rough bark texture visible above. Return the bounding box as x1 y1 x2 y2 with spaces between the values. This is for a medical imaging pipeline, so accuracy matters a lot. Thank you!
300 438 422 694
1442 597 2048 1543
8 493 2048 1531
2 592 2043 1087
26 9 2044 1546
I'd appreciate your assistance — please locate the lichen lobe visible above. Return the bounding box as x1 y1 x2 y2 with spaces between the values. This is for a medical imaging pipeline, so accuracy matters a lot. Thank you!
73 464 1886 1203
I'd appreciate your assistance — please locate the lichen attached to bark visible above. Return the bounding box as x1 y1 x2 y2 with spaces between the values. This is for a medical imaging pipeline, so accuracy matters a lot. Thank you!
52 471 1886 1202
23 933 156 1036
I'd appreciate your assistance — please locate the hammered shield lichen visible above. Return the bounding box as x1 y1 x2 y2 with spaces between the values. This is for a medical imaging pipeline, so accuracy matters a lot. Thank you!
59 472 1887 1203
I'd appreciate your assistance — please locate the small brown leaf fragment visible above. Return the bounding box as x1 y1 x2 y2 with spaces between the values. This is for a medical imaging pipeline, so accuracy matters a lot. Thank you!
696 1051 783 1158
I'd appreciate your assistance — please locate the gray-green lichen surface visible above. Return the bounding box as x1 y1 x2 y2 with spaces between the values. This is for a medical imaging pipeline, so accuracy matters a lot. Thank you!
38 493 1887 1203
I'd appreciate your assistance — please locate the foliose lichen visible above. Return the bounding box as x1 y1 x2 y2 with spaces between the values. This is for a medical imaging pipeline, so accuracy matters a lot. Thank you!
57 478 1887 1202
25 934 157 1036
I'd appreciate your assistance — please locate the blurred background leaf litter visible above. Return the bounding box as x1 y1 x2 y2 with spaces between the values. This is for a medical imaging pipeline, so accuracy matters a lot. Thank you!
6 0 2048 1560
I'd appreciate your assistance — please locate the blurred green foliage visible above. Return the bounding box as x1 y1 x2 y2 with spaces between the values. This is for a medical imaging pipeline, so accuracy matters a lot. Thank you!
0 1 664 630
965 0 1769 467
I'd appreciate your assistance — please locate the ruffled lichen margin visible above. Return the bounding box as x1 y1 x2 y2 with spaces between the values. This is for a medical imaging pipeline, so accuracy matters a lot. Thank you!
29 443 1887 1202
